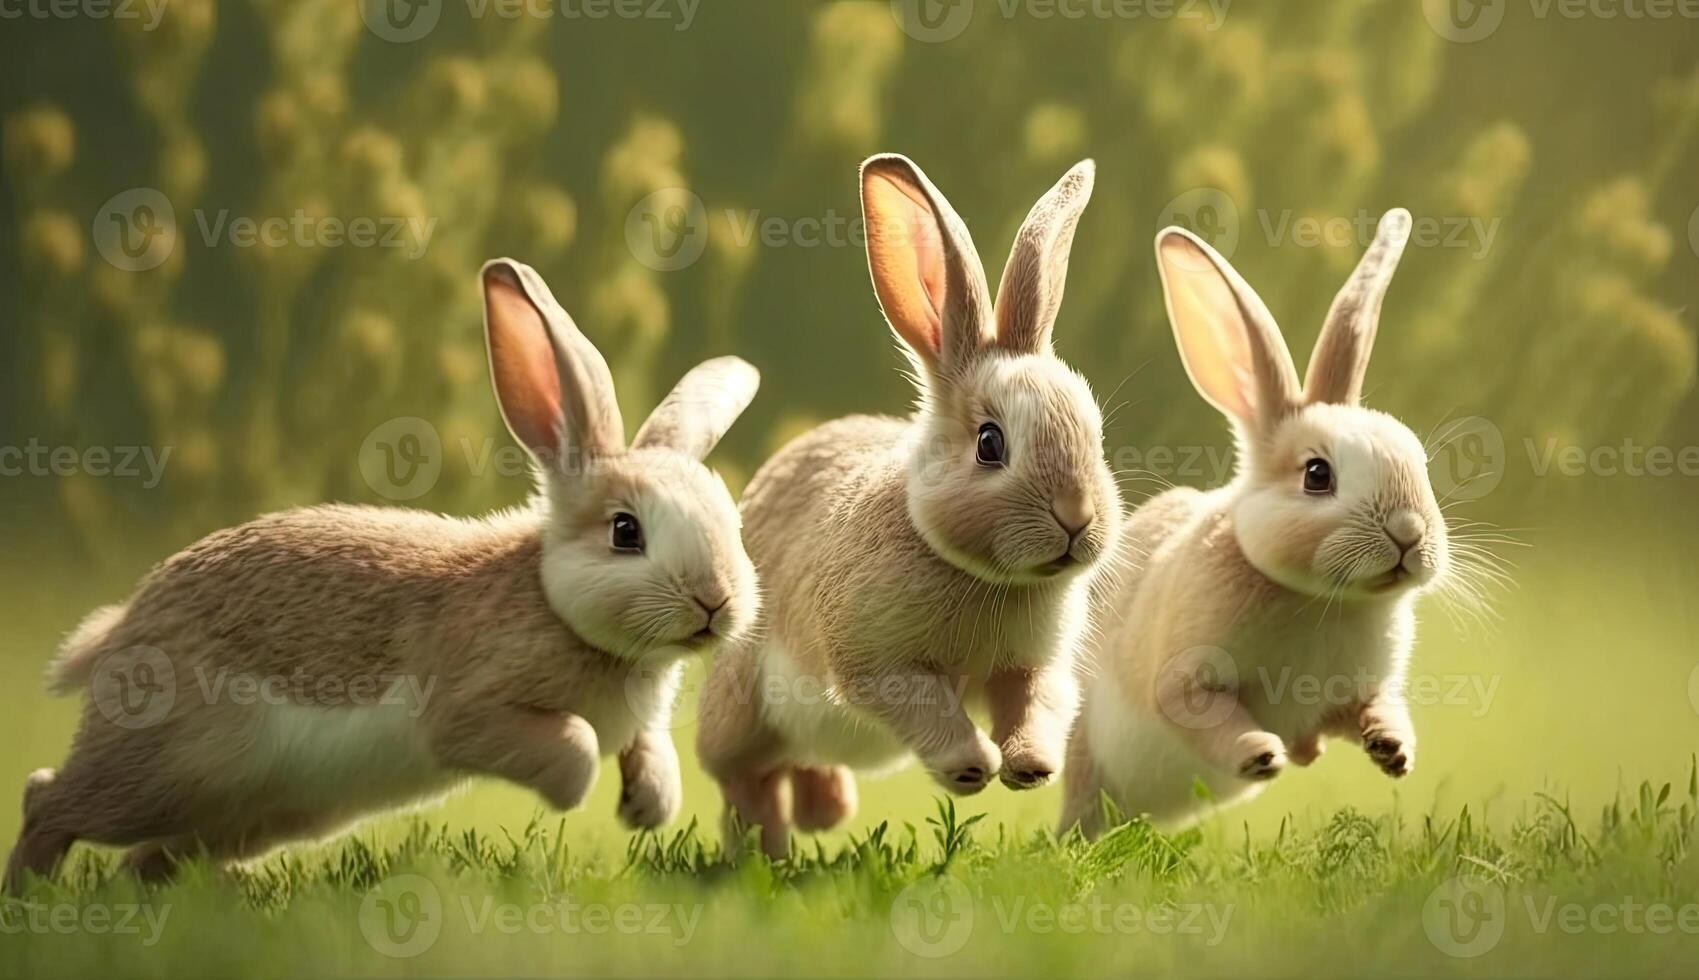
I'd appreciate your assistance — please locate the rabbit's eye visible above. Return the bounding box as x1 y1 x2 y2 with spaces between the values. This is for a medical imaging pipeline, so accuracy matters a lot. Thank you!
1303 458 1335 495
976 422 1006 467
610 513 645 553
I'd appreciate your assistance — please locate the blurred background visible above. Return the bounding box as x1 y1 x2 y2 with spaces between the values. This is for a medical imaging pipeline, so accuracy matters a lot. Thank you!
1 0 1697 854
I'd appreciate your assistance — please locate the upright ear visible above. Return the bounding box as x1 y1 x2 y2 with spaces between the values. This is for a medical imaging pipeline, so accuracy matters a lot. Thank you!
859 154 992 378
995 159 1095 354
1153 229 1300 432
631 356 761 461
482 258 625 467
1304 208 1412 406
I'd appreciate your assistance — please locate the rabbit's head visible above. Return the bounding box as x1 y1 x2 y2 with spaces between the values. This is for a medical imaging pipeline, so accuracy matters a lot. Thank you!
482 259 760 659
1153 210 1449 601
859 155 1121 586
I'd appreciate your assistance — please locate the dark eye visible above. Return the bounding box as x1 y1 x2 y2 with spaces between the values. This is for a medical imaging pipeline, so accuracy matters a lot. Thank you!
1303 458 1334 495
976 422 1006 467
610 512 644 553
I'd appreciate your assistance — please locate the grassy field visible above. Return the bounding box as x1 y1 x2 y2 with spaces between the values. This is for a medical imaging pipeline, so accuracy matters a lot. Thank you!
1 780 1696 977
3 486 1699 976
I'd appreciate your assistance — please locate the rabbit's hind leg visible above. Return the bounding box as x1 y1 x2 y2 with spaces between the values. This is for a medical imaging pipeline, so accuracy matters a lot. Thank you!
791 765 856 833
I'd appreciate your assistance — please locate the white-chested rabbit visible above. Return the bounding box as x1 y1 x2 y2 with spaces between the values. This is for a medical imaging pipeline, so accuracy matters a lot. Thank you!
4 259 760 891
697 155 1122 857
1061 210 1452 838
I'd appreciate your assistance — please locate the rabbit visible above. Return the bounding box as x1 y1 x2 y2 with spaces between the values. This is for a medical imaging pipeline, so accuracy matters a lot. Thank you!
4 258 761 891
1060 209 1453 839
696 154 1123 857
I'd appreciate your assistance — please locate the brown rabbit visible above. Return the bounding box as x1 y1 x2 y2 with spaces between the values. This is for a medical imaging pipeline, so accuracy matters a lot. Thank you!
696 155 1122 857
4 259 760 891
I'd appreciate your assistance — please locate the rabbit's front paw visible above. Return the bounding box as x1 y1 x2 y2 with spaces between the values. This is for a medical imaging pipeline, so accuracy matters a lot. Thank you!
533 715 600 810
924 731 1002 795
1363 730 1413 778
1233 731 1287 781
998 735 1061 790
618 733 683 829
618 768 681 829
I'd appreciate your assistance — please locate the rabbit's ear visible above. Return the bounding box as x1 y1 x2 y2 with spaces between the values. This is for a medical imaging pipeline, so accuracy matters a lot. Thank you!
860 154 993 378
995 160 1094 354
632 356 760 461
1304 208 1411 406
1154 229 1299 432
482 259 625 467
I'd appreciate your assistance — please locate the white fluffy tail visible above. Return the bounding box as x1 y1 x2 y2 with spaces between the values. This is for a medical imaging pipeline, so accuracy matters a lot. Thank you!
46 604 126 695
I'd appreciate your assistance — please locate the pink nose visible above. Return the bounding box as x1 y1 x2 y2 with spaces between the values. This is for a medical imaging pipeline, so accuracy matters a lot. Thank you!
1052 493 1094 539
1385 511 1425 552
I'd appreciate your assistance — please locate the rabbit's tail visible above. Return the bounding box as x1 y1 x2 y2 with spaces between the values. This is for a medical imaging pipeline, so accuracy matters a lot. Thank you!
45 604 126 696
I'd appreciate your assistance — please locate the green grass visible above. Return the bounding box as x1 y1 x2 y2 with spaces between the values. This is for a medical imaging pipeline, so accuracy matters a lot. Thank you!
3 777 1697 978
4 492 1698 977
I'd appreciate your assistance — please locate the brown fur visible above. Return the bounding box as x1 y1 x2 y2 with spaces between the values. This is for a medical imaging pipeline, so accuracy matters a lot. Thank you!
5 258 760 891
698 157 1121 857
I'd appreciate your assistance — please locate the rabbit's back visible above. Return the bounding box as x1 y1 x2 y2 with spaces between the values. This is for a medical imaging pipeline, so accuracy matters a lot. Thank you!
85 504 552 684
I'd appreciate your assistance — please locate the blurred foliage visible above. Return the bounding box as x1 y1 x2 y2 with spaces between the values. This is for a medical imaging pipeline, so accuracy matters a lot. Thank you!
1 0 1697 560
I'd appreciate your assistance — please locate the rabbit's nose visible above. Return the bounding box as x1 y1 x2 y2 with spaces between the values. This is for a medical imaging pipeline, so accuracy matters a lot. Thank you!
1385 511 1426 553
1051 492 1095 540
694 594 729 627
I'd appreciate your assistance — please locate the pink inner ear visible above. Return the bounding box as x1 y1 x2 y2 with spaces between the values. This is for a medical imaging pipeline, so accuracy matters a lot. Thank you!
1158 235 1256 425
864 170 947 359
485 272 564 455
